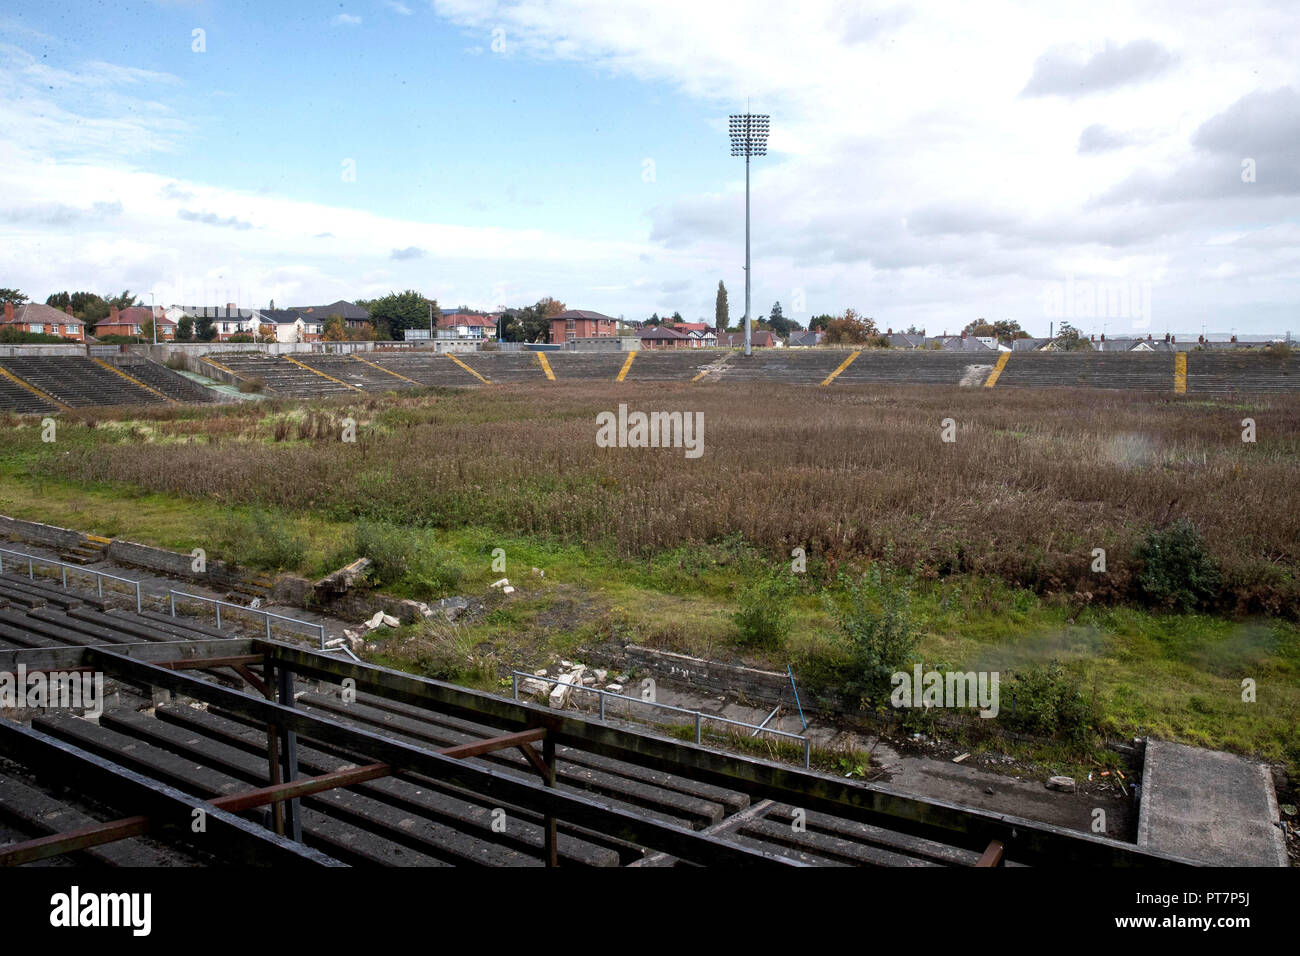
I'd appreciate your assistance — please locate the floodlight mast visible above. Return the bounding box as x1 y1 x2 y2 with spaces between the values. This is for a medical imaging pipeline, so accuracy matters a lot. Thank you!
728 112 768 357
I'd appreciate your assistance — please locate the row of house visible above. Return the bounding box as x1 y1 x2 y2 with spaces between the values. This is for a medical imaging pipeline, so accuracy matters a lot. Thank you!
1 302 87 341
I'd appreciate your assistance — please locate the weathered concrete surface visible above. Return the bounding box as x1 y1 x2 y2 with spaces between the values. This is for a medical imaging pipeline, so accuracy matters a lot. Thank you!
1138 739 1288 866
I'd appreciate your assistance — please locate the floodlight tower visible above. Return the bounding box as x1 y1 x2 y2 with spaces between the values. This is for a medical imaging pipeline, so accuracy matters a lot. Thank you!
729 112 769 357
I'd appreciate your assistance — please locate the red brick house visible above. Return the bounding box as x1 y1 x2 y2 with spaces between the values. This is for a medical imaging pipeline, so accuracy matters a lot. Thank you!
1 302 85 342
549 310 617 344
94 306 175 341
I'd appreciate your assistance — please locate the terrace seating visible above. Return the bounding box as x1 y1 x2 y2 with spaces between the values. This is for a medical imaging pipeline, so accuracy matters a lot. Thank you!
545 351 637 380
994 352 1174 391
1186 351 1300 394
209 353 355 398
0 372 59 414
295 354 416 391
112 358 220 403
368 352 490 387
0 356 168 407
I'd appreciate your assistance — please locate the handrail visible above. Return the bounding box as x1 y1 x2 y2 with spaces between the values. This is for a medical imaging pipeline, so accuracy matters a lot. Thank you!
0 546 142 613
168 589 326 646
511 670 811 767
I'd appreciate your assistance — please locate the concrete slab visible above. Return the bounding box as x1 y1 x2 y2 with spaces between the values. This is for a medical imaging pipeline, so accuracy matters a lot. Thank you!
1138 739 1288 866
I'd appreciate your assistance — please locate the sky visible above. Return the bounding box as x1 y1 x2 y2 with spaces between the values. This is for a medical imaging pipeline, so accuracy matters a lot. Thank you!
1 0 1298 337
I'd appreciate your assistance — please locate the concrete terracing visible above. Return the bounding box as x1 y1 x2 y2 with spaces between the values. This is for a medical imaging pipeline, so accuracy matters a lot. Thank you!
1137 739 1288 866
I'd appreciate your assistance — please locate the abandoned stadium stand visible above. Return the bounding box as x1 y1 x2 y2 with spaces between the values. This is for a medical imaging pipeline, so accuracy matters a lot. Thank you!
294 353 416 391
0 372 60 414
995 352 1174 391
207 353 356 398
1186 350 1299 394
0 356 168 408
110 357 220 403
0 563 1199 868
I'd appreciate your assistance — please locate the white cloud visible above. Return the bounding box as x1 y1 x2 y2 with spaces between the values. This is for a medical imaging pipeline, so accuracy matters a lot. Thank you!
332 13 362 26
3 2 1300 334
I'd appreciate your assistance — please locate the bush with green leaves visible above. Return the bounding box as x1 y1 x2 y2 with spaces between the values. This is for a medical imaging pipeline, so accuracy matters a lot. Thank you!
732 572 793 648
1001 660 1098 745
211 508 306 571
353 519 463 597
821 565 920 707
1135 519 1221 611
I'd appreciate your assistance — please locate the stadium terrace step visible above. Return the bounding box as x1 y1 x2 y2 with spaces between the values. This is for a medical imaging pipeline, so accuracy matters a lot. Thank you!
0 356 168 408
208 353 357 397
111 358 220 403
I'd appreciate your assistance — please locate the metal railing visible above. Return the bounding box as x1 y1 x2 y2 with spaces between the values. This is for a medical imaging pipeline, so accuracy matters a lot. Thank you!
511 670 811 767
0 546 142 613
168 590 326 646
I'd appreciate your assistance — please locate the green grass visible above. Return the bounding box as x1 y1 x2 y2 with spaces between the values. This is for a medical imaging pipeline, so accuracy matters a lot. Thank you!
1 404 1296 774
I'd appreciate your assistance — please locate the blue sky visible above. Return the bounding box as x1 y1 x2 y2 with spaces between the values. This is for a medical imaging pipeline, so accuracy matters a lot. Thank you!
2 1 1298 336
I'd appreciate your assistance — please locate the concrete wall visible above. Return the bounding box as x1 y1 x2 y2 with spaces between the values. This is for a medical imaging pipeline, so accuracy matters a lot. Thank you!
622 647 790 704
107 538 245 586
0 345 87 357
0 515 86 550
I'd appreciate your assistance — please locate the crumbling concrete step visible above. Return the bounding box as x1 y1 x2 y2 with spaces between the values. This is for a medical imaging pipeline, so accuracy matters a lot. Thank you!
1138 739 1288 866
0 777 187 866
119 608 232 641
298 692 727 829
0 573 104 609
32 712 432 866
343 689 753 815
153 703 621 866
0 609 102 647
0 621 65 649
761 803 986 866
70 607 210 644
27 607 168 645
102 708 519 867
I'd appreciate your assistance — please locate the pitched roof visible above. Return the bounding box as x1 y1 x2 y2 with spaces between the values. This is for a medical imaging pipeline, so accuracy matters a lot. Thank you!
8 303 84 326
788 330 824 347
114 306 175 327
293 300 371 321
717 331 776 347
439 312 497 328
672 322 710 332
638 325 689 339
258 309 310 325
885 333 923 348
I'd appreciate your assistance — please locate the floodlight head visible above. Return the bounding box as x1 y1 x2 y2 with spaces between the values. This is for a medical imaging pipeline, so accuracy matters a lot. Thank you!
728 113 769 157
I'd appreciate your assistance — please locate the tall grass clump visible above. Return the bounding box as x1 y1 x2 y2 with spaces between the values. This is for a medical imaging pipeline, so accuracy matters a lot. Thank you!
353 519 463 597
210 508 306 571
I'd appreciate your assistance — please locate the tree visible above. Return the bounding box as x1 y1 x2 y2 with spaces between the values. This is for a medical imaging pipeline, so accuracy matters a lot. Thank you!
823 308 880 345
714 281 729 335
0 289 28 305
368 290 435 340
323 314 348 341
963 318 1028 341
537 297 567 320
809 314 834 332
140 317 156 341
646 313 661 326
1053 320 1091 351
670 311 683 324
176 316 194 341
767 301 798 336
195 317 217 342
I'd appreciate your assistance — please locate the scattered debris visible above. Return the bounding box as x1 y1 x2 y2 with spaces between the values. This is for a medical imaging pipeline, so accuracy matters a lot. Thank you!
1046 775 1077 793
380 613 399 628
364 611 385 630
952 753 969 764
530 567 544 577
491 578 509 589
984 786 995 795
594 669 608 683
605 683 623 694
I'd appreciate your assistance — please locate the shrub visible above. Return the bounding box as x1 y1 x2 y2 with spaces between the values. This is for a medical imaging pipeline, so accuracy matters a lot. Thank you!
1001 661 1098 745
354 519 463 597
1135 519 1221 611
821 566 920 707
239 376 266 394
211 508 306 571
732 572 792 648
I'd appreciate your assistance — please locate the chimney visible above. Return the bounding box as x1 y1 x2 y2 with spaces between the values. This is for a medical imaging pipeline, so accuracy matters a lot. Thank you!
3 302 12 322
110 305 119 322
1198 334 1204 344
227 302 236 316
961 330 967 339
1147 333 1152 340
1231 334 1237 343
